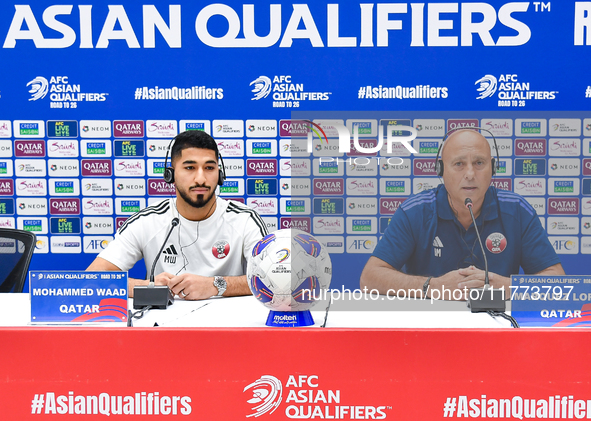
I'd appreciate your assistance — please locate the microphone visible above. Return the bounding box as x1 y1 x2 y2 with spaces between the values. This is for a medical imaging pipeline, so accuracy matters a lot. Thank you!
464 198 505 313
133 218 179 309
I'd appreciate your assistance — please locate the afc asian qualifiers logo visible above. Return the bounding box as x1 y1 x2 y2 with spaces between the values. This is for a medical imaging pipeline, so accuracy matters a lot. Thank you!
250 76 272 100
475 75 497 99
486 232 507 254
244 375 283 417
27 76 49 101
212 240 230 259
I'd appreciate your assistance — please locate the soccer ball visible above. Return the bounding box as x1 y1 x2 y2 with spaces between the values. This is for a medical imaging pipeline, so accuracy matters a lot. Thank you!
247 229 332 312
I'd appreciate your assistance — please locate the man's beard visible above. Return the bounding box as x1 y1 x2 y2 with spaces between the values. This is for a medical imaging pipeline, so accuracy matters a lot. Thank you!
177 184 215 208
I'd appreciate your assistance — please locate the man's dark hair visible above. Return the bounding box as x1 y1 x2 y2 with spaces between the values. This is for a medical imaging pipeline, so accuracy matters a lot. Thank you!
170 130 219 164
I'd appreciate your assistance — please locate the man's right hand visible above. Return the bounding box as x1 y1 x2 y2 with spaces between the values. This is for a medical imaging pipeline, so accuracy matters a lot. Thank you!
153 272 175 287
430 267 485 300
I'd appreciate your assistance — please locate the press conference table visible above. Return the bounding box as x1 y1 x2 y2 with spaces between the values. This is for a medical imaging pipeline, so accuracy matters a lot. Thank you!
0 292 512 328
2 293 590 420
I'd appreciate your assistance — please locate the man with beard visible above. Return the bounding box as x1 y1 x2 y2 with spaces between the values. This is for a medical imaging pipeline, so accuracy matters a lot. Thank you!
87 130 268 300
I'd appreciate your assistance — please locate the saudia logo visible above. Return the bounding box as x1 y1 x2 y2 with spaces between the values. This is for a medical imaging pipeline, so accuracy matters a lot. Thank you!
244 375 388 419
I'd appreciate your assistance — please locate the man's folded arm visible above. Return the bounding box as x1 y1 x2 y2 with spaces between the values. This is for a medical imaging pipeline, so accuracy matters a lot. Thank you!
360 256 428 298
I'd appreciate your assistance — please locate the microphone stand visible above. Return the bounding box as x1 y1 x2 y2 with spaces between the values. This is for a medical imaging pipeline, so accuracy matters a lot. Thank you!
133 218 178 309
464 198 505 313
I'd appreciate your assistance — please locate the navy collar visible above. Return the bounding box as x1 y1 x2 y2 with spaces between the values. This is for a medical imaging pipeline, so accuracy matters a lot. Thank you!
436 185 499 224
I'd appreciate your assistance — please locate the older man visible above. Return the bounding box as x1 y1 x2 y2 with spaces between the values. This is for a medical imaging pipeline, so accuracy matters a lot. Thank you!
360 129 564 298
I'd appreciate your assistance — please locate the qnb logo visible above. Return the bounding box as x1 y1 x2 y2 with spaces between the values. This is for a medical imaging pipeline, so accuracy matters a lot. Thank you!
27 76 49 101
244 375 282 417
475 75 497 99
250 76 272 100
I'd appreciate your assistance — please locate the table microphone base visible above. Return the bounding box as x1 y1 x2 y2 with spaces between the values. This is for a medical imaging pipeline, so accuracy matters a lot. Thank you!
133 285 174 309
468 286 505 313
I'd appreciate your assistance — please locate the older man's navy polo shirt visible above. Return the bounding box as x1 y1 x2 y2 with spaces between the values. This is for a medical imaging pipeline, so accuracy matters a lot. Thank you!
373 185 560 277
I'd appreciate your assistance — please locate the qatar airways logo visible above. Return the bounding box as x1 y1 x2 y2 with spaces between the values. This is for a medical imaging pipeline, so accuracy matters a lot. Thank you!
15 140 45 157
548 199 579 215
50 198 80 215
515 139 546 156
0 179 14 195
313 179 343 195
413 159 436 176
380 198 406 215
82 160 112 176
280 217 310 232
113 120 144 137
247 159 277 176
148 179 175 195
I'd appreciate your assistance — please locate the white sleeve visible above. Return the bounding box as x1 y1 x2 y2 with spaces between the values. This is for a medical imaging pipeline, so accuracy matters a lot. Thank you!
98 224 144 272
242 212 268 260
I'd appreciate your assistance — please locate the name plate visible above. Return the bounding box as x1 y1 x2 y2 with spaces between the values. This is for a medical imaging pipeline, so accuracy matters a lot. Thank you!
511 275 591 327
30 271 128 324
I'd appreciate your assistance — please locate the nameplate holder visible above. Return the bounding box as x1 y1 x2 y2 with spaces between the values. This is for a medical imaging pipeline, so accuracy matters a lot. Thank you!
511 275 591 327
30 271 128 325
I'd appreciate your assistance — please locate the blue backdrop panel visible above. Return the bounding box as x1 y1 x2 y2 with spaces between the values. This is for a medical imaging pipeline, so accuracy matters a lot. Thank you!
0 1 589 290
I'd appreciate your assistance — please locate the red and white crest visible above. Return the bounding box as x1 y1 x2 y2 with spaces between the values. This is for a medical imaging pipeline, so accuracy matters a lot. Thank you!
212 240 230 259
486 232 507 254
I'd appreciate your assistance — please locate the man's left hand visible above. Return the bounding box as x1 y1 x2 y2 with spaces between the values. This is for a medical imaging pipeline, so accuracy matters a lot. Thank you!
457 266 510 294
167 274 217 300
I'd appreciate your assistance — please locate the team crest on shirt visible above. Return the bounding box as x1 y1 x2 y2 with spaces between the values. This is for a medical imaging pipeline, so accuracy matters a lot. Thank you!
212 240 230 259
486 232 507 254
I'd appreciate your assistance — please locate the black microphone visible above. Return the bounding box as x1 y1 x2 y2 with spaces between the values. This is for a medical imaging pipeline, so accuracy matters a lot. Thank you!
464 198 505 313
133 218 179 309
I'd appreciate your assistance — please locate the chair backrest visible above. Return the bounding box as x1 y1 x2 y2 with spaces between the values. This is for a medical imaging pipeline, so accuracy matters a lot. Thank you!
0 228 36 293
